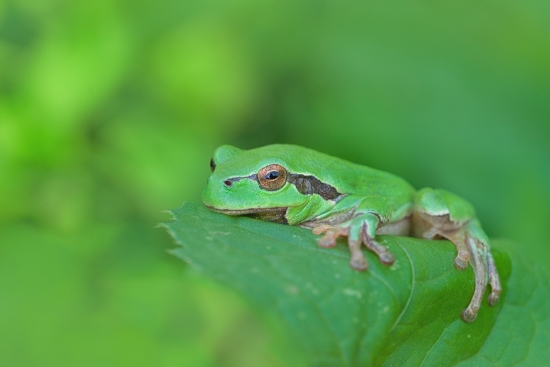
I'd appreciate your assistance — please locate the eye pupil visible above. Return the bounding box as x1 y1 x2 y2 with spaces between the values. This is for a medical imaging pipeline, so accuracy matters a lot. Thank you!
265 171 279 180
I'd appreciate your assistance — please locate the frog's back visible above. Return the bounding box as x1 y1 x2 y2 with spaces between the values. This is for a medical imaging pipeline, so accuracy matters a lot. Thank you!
248 144 416 213
345 160 416 215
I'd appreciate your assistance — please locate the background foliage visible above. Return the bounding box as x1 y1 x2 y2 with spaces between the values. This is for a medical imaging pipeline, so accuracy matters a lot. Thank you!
0 0 549 366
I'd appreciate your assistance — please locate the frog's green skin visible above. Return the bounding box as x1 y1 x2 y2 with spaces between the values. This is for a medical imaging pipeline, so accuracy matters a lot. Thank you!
202 144 501 322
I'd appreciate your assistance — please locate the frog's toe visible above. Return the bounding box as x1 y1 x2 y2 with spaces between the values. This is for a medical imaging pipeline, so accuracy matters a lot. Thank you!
350 256 368 271
317 233 337 248
365 240 395 266
348 237 369 271
454 250 470 270
365 242 395 266
462 285 483 322
316 227 348 248
379 251 396 265
361 230 395 266
462 307 478 323
488 292 500 306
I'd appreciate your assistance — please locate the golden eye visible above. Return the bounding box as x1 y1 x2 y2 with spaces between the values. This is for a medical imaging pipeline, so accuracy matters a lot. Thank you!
257 164 287 191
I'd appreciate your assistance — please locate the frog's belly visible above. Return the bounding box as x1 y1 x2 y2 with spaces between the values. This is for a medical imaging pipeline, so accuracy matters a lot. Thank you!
376 216 411 236
300 213 411 236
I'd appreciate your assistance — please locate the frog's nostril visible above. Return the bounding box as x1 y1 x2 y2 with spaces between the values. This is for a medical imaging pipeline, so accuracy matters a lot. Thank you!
223 180 232 187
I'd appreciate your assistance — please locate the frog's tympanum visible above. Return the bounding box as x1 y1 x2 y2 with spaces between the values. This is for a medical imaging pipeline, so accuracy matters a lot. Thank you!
202 144 501 322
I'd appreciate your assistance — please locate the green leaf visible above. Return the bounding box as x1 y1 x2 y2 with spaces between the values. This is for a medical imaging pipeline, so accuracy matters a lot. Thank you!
163 202 550 367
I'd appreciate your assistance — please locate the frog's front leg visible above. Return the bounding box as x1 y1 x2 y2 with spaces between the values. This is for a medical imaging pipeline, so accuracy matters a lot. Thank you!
413 188 502 322
309 196 396 271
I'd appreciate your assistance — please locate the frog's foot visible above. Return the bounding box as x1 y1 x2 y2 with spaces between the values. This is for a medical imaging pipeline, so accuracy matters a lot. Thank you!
415 214 502 322
413 187 504 322
312 218 395 271
313 225 368 270
451 228 502 322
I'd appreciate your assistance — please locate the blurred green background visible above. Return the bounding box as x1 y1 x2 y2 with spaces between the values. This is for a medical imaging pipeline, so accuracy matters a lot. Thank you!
1 0 549 366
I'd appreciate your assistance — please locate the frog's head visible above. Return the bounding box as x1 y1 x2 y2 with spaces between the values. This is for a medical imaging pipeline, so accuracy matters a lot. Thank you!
202 144 341 223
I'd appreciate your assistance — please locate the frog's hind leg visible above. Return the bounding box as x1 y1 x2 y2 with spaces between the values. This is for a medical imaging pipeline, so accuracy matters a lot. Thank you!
413 188 502 322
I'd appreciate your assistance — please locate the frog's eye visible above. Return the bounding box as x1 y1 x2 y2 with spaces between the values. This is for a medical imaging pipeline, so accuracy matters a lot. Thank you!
258 164 287 191
210 157 216 172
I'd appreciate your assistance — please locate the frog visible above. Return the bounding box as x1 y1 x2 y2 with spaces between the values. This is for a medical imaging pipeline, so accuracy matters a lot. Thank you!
202 144 502 322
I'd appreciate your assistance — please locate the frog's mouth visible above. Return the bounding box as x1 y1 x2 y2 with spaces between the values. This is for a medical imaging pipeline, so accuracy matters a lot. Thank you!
205 205 289 224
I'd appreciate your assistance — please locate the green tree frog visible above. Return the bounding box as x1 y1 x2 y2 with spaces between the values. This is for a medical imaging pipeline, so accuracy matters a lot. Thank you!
202 144 501 322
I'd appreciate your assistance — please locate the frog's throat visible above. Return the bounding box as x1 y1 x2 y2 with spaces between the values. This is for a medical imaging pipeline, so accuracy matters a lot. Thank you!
206 205 289 224
205 205 288 216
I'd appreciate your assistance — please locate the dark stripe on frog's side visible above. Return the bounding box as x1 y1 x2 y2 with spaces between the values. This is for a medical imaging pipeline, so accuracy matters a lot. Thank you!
226 173 342 200
287 174 341 200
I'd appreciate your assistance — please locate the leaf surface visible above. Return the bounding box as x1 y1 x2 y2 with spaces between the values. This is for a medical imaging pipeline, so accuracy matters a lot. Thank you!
163 203 550 367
